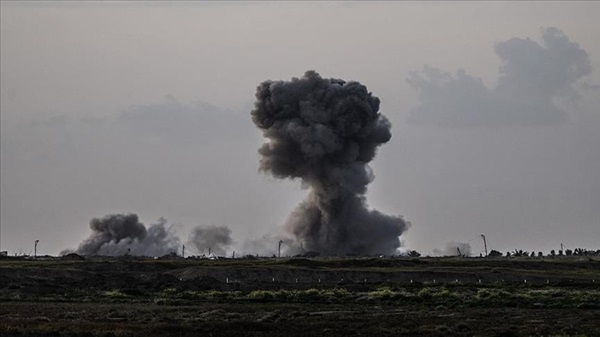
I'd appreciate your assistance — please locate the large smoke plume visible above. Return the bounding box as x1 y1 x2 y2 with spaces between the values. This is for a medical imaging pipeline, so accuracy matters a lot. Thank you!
251 71 409 256
61 214 180 256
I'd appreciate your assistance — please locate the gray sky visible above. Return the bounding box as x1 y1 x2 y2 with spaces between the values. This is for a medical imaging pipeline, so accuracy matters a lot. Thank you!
2 1 599 256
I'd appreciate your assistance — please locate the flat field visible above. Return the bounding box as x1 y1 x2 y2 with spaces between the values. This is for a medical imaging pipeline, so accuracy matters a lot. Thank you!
1 256 599 336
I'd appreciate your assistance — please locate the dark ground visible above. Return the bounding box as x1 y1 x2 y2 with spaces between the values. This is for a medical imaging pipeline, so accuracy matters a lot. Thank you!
1 256 599 336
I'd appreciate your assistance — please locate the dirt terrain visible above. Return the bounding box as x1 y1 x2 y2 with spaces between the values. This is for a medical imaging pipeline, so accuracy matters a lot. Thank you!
1 256 599 336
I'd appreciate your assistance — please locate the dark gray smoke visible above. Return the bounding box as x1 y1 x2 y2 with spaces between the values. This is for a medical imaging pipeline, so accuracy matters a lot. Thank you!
60 214 180 256
189 225 233 256
251 71 409 256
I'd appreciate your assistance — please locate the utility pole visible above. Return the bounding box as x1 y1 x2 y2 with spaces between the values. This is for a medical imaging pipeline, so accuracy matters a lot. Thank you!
278 240 283 258
182 245 185 258
34 240 39 258
481 235 488 257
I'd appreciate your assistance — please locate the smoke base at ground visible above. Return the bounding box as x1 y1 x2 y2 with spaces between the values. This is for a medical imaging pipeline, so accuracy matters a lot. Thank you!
61 213 294 258
60 214 181 257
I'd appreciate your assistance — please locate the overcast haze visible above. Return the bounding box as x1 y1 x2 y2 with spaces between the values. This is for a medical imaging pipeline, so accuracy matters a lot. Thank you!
1 1 599 256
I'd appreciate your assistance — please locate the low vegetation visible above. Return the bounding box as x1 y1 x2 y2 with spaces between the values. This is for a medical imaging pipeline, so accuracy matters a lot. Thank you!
147 286 600 310
1 255 599 336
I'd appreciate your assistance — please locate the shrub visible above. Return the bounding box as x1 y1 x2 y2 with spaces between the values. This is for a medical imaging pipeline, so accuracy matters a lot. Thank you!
368 287 395 299
156 287 177 299
432 288 459 300
407 250 421 257
488 250 502 257
417 288 432 300
247 290 275 301
301 288 321 300
103 290 128 299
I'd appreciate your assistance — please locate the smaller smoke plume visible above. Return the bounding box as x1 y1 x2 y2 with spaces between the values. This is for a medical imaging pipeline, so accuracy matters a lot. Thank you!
61 214 180 256
433 241 472 257
189 225 233 256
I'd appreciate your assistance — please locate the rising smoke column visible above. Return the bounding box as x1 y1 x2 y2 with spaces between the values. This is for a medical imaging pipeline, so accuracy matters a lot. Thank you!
61 213 180 256
251 71 408 256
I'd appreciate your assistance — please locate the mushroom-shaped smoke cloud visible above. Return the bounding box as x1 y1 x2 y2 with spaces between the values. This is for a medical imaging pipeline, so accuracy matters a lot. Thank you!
251 71 409 256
